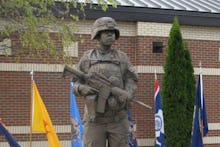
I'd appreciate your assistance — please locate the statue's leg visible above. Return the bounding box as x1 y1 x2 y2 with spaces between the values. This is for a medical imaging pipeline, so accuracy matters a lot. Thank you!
107 117 130 147
83 122 106 147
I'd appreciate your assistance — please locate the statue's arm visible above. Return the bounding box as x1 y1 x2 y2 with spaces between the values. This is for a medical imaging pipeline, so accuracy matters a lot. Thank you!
123 54 138 101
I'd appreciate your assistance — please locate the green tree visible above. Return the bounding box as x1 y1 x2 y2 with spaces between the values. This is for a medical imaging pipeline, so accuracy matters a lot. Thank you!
183 43 196 143
0 0 117 61
162 17 195 146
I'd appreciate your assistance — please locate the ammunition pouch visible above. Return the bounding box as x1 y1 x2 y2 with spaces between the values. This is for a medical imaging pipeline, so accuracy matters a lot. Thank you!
107 95 127 111
96 84 110 113
85 94 97 122
107 96 120 110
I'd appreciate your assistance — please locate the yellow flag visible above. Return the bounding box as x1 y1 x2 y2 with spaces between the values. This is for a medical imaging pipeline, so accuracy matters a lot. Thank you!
32 81 61 147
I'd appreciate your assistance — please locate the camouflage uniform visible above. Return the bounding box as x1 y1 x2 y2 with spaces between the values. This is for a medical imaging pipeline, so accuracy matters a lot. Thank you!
73 17 138 147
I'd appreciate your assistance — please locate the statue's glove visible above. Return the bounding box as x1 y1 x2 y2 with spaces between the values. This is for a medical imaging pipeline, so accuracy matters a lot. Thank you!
111 87 132 103
78 84 98 96
109 76 120 86
118 92 132 103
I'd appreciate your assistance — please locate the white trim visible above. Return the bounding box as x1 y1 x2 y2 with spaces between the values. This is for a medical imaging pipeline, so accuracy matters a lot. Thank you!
0 140 71 147
63 41 78 57
208 123 220 130
2 124 220 146
6 123 220 135
0 63 64 72
6 125 70 134
2 19 220 41
136 65 220 75
204 136 220 144
219 48 220 62
1 137 220 147
138 138 155 146
59 21 220 41
0 38 11 56
137 22 220 41
137 136 220 146
1 63 220 76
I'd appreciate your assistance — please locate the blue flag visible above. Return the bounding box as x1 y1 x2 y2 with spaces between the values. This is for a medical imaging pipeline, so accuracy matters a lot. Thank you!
128 109 138 147
154 80 165 147
0 120 20 147
70 82 83 147
191 73 208 147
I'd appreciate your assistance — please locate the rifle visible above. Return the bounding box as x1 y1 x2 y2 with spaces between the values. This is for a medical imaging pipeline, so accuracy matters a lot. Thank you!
63 65 152 119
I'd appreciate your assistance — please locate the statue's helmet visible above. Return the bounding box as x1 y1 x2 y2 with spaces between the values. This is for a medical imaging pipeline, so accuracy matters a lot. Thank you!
91 17 120 40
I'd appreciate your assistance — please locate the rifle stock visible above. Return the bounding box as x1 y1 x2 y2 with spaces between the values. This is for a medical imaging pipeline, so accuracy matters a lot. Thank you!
63 65 88 79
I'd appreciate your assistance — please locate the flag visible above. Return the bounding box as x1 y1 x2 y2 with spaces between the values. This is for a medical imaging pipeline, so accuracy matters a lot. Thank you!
154 80 165 147
32 80 61 147
70 82 83 147
191 73 208 147
0 119 20 147
128 109 138 147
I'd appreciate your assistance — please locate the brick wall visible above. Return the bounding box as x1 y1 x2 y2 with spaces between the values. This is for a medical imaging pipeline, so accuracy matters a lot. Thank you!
0 20 220 146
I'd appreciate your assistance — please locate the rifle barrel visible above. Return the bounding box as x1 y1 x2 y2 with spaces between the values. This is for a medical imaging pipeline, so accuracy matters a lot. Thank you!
132 100 152 109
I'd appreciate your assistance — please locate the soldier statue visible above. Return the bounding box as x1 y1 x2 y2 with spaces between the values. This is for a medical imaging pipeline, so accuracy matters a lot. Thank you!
72 17 138 147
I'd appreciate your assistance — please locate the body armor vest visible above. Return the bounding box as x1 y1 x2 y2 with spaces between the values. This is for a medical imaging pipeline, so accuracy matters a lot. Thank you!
88 49 125 112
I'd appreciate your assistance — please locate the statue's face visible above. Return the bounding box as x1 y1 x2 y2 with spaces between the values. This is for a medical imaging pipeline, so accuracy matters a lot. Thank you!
99 30 116 46
71 118 79 139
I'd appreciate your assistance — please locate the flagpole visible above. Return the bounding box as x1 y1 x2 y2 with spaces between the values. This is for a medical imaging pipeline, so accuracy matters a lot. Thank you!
30 70 34 147
155 69 157 81
199 61 204 143
199 61 203 110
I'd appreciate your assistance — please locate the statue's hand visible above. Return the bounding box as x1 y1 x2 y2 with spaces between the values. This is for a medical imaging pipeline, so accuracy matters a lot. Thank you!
118 92 132 103
79 84 97 96
111 87 132 103
109 76 120 86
